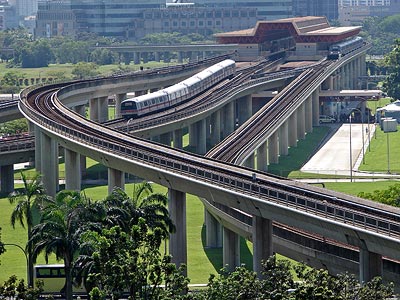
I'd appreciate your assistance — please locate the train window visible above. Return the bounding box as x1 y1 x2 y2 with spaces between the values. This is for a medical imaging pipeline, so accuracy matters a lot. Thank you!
123 102 133 107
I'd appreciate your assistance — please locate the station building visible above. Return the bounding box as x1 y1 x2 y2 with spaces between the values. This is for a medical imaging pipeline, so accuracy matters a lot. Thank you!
215 16 361 62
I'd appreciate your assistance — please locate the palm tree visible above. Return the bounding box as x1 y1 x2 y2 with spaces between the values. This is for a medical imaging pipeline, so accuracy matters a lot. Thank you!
104 183 175 235
29 190 101 300
8 171 50 287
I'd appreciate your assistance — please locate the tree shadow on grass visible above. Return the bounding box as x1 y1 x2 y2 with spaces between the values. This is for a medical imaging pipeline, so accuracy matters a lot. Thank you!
201 225 253 272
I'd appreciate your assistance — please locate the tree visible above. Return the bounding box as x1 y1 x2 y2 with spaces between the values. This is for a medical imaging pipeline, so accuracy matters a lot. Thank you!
55 40 90 64
104 184 175 236
8 172 50 287
358 183 400 207
78 220 189 299
28 190 99 300
71 62 99 79
0 275 43 300
0 228 5 264
383 38 400 100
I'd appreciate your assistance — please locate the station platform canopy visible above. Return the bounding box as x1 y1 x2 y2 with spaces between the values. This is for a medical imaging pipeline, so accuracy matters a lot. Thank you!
215 16 361 44
319 90 383 98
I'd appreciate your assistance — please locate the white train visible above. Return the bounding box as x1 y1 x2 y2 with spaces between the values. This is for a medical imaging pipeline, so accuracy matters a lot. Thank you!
121 59 236 118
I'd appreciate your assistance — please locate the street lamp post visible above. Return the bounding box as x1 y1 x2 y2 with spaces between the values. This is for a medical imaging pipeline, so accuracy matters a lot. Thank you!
4 243 29 285
349 115 353 182
126 118 134 133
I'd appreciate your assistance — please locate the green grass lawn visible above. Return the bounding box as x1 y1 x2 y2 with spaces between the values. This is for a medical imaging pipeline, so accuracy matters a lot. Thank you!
0 61 173 86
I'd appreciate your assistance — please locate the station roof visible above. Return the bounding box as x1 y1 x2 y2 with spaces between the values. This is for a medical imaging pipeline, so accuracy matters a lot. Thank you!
215 16 361 44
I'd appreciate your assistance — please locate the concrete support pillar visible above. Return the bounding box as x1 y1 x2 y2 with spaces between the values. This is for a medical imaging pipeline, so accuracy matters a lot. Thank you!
154 52 160 62
237 95 252 126
98 96 108 123
288 113 297 147
1 164 14 194
34 125 42 173
89 98 99 122
74 104 86 117
305 96 313 133
173 129 183 149
115 93 126 119
189 123 197 149
134 52 140 65
205 210 222 248
64 148 81 191
256 141 268 172
223 102 235 138
297 103 306 140
223 227 240 272
108 168 125 194
359 249 382 284
177 51 183 63
312 89 320 127
252 216 273 277
73 105 87 177
168 189 187 271
340 67 345 90
160 132 171 147
279 121 289 156
210 110 221 146
196 119 207 155
244 153 255 169
142 52 148 64
268 131 279 164
41 132 58 198
328 75 334 90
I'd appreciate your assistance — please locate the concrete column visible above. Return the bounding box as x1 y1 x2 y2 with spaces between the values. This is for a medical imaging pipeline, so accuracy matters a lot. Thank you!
237 95 252 126
1 164 14 194
288 113 297 147
34 125 42 173
98 96 108 123
328 75 334 90
173 129 183 149
256 141 268 172
223 102 235 138
312 89 320 127
74 105 87 177
297 103 306 140
359 249 382 284
115 93 126 119
142 52 148 64
305 95 313 133
223 227 240 272
206 117 211 141
279 121 289 156
168 189 187 272
210 110 221 146
160 132 171 146
196 119 207 155
252 216 273 277
177 51 183 63
205 210 222 248
41 132 58 198
108 168 125 194
134 52 140 65
64 148 81 191
189 123 197 149
340 67 345 90
154 52 160 62
268 131 279 164
244 153 255 169
89 98 99 122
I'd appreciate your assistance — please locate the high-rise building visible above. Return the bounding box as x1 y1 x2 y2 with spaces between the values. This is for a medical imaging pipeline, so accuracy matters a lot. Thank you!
16 0 38 18
35 0 294 39
293 0 338 20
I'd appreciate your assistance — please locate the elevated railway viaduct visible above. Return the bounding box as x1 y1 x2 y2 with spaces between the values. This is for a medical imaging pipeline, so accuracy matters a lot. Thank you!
12 41 400 288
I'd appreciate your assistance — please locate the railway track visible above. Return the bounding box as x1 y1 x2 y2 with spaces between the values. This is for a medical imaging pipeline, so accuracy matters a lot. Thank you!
20 74 400 242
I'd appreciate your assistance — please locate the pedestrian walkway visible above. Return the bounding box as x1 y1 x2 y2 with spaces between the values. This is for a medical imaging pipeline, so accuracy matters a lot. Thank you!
300 123 400 181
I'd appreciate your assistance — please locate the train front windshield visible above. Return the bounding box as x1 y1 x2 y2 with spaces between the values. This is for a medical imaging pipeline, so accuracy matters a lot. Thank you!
121 101 138 117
